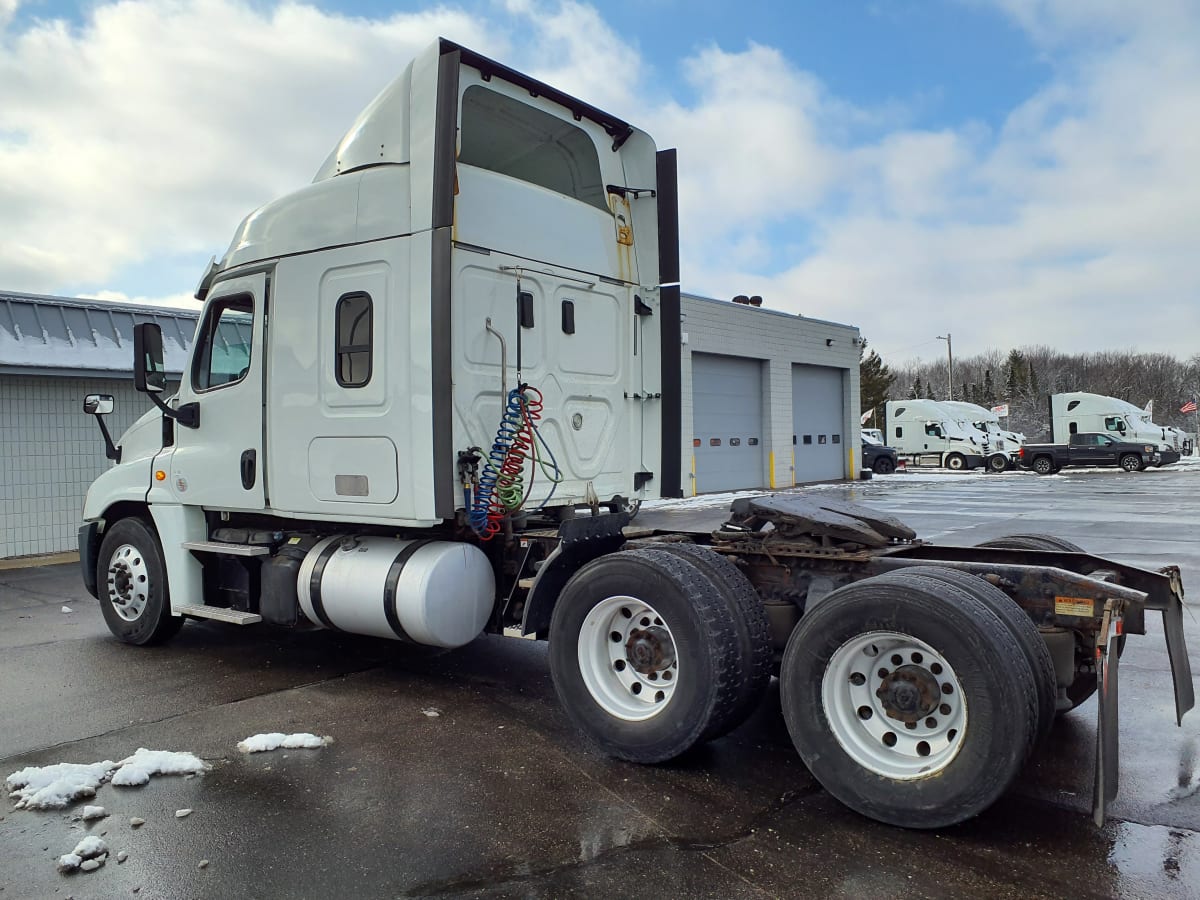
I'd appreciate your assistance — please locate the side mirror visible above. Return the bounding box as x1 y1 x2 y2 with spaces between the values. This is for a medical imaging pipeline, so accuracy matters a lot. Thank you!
83 394 114 415
134 323 166 394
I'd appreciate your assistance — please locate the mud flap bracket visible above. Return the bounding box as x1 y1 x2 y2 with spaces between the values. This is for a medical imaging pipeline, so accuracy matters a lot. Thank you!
1093 600 1120 827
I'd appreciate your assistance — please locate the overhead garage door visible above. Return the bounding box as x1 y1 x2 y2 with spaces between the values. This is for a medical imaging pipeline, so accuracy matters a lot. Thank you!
792 364 845 482
692 353 765 492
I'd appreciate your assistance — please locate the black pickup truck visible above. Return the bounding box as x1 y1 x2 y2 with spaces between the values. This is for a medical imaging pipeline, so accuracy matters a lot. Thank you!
1019 432 1162 475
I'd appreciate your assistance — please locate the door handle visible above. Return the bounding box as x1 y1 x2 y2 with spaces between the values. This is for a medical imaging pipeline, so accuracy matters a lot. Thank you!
240 449 256 490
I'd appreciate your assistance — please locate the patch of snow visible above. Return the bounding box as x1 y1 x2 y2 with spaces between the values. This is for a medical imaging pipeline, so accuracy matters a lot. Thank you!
80 805 107 821
237 732 332 753
72 835 108 858
421 708 441 718
174 808 192 818
6 761 116 810
111 749 209 786
57 853 82 872
117 850 129 863
198 859 210 869
79 856 104 871
61 606 73 613
129 817 145 827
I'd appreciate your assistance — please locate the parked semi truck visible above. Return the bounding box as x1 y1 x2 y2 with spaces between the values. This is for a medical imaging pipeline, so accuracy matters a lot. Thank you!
1050 392 1180 466
79 39 1193 830
941 400 1023 472
882 399 986 470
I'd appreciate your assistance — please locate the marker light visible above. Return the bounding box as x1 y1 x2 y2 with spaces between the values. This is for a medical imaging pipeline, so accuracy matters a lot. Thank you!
155 470 166 481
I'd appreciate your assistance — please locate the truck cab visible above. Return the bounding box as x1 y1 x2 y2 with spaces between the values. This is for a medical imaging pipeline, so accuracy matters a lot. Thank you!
1050 392 1179 466
883 399 985 470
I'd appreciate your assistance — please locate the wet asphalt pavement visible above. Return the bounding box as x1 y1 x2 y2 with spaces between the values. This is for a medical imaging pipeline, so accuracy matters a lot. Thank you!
2 465 1199 899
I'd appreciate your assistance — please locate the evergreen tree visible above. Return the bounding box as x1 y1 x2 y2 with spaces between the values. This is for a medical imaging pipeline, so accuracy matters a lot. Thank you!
983 369 995 405
858 340 895 425
1028 361 1039 396
911 376 924 399
1004 349 1028 399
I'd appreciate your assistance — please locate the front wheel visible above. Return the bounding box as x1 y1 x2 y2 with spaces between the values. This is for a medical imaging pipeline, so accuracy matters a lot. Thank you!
96 517 183 645
872 457 896 475
944 453 966 471
548 549 744 763
1119 453 1143 472
780 575 1037 828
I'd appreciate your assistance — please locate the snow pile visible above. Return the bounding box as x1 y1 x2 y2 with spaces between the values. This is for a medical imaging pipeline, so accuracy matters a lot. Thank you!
57 835 108 873
6 761 116 810
237 733 332 754
110 749 209 786
8 749 208 810
81 805 108 821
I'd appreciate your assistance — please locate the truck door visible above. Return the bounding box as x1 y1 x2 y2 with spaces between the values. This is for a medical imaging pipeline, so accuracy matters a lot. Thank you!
165 273 267 511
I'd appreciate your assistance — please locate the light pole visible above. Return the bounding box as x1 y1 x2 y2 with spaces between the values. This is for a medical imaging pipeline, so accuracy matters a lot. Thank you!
936 333 953 400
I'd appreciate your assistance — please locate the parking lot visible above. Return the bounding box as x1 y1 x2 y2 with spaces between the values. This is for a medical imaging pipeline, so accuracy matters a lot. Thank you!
2 465 1199 899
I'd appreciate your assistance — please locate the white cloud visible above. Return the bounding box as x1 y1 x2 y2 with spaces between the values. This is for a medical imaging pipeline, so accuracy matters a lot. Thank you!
2 0 1199 359
0 0 497 293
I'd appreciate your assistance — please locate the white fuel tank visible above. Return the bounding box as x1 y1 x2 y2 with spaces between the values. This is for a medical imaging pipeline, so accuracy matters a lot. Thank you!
297 536 495 648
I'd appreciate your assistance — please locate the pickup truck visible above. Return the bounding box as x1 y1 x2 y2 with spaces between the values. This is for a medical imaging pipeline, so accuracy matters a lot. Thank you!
1018 432 1161 475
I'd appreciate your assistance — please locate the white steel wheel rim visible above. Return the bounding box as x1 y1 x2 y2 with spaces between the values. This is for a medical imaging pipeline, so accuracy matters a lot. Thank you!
106 543 150 622
578 595 679 721
821 630 967 780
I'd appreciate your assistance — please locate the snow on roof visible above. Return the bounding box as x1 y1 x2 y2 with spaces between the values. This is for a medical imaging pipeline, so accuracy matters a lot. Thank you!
0 291 198 377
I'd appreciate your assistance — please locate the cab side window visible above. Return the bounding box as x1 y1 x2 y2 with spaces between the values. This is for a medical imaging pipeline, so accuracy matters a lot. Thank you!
192 295 253 391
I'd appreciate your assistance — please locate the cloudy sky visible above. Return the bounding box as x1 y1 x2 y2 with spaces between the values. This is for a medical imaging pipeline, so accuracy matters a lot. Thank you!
2 0 1198 363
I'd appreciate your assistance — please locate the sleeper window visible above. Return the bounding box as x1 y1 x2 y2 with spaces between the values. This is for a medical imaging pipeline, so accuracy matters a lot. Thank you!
335 292 373 388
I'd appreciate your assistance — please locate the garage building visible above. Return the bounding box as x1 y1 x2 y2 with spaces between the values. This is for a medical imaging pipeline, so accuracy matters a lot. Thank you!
0 292 193 559
1 290 861 559
681 293 862 495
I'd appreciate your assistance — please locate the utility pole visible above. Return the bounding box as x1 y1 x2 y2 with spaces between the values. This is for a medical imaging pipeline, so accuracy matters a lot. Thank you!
936 333 953 400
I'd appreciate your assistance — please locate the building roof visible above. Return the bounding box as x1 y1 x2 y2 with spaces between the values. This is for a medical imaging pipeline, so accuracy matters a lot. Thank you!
0 291 198 378
681 292 859 332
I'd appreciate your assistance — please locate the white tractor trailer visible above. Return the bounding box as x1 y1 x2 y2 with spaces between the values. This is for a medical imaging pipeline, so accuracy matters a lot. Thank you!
80 40 1192 830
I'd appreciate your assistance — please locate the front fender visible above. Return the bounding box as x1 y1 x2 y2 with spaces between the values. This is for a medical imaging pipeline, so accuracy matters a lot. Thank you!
82 458 153 522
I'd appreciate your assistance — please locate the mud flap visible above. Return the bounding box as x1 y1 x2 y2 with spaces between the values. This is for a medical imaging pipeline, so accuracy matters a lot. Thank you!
1092 622 1120 827
1161 583 1195 726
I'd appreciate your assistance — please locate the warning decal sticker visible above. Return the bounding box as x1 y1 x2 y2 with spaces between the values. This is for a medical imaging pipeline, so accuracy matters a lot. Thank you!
1055 596 1095 617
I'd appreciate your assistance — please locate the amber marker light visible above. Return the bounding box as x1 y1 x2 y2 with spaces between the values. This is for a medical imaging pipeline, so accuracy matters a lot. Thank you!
155 470 167 481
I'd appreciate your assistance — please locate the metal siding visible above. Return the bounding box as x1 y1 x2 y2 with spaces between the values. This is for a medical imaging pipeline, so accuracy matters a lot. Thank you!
0 375 171 558
692 353 765 492
792 364 846 481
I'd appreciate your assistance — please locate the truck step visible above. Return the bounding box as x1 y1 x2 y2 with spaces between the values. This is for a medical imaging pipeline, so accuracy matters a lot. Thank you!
175 605 262 625
182 540 270 557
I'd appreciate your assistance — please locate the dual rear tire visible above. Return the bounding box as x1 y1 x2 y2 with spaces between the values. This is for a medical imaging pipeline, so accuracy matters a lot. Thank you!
548 546 772 763
779 570 1044 828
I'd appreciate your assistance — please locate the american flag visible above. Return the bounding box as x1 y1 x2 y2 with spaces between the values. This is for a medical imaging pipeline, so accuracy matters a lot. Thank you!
1181 399 1198 414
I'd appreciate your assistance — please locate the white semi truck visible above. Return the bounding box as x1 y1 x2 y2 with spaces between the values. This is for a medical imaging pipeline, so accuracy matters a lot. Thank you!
882 399 987 470
941 400 1024 472
1050 392 1180 466
79 39 1192 830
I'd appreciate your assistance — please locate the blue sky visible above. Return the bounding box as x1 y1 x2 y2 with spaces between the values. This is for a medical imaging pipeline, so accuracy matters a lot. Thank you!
2 0 1199 360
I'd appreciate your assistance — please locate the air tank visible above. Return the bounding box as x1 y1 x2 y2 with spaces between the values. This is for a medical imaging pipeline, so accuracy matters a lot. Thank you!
297 536 495 648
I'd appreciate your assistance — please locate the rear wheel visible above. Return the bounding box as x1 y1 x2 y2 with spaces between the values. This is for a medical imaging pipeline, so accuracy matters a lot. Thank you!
987 453 1009 473
96 517 184 646
1032 456 1055 475
645 544 772 739
976 534 1085 553
945 453 967 471
872 457 896 475
879 567 1055 748
780 574 1036 828
1120 453 1143 472
548 549 743 763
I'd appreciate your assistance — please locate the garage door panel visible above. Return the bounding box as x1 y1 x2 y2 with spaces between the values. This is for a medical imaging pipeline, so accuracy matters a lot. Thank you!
693 353 764 493
793 364 845 483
